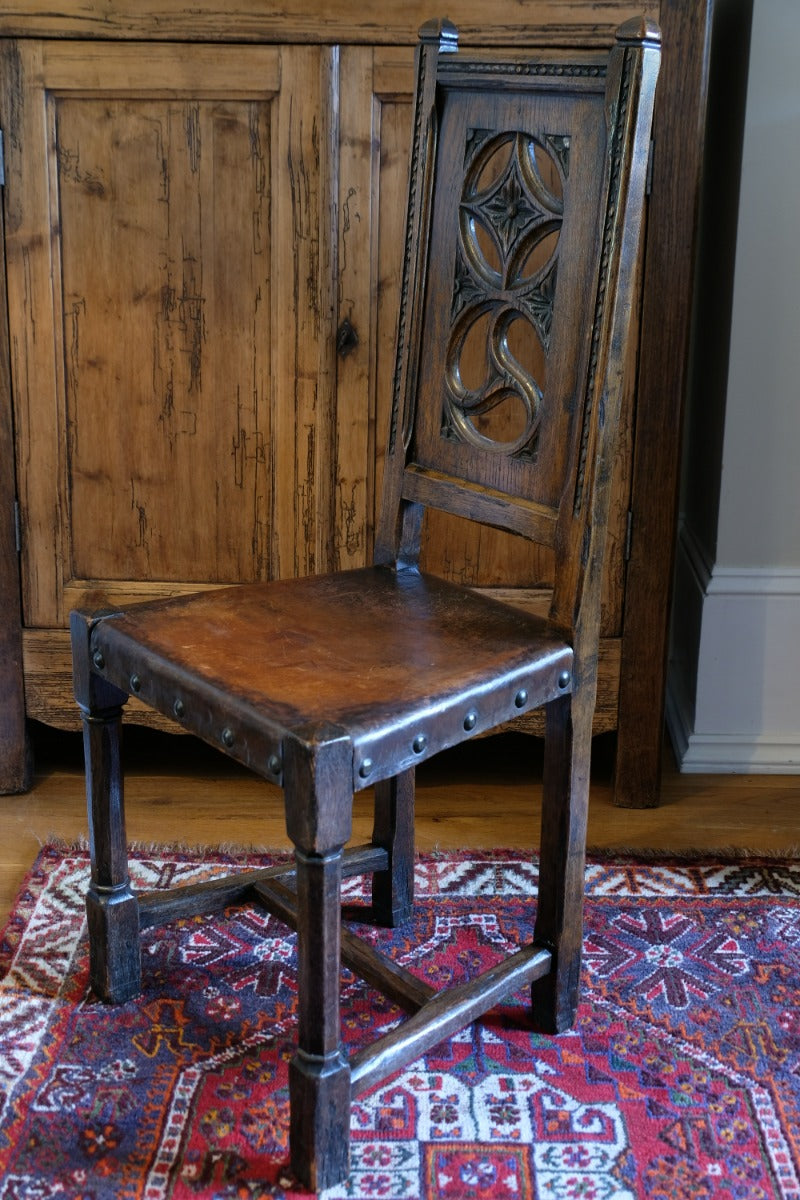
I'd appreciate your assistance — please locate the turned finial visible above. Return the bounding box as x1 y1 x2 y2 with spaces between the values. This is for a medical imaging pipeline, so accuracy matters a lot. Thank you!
418 17 459 51
615 16 661 46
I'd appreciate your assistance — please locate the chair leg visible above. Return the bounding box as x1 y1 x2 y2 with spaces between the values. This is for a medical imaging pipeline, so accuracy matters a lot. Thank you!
81 702 141 1003
282 730 353 1191
531 692 591 1034
371 769 415 926
289 847 351 1191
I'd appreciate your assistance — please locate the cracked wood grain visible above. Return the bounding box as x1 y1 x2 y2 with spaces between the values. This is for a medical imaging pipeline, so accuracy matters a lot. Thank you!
5 46 281 613
271 46 338 580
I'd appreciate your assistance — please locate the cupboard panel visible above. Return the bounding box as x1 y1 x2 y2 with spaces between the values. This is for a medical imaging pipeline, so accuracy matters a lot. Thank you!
3 42 339 627
58 94 274 586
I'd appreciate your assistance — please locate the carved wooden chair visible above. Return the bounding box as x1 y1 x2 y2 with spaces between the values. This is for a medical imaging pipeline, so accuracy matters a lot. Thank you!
71 19 659 1191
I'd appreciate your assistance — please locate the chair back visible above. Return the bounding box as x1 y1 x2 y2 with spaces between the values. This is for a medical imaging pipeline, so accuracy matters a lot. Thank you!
375 19 660 665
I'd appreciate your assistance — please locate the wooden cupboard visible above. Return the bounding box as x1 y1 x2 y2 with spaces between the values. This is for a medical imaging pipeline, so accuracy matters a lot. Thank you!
0 1 745 806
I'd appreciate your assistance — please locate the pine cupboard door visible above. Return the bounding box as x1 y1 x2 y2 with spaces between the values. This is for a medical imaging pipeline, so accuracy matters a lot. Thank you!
333 47 416 572
337 47 640 735
1 41 339 726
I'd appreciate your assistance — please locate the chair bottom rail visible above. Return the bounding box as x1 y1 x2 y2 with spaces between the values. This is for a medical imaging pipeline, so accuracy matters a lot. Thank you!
253 878 437 1014
131 841 550 1106
135 842 389 928
253 876 552 1099
349 943 552 1097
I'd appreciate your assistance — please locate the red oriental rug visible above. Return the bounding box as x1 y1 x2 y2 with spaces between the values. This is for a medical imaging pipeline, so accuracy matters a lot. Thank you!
1 846 799 1199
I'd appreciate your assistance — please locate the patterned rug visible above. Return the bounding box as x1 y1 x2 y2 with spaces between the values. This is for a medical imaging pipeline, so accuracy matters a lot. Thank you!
1 846 799 1199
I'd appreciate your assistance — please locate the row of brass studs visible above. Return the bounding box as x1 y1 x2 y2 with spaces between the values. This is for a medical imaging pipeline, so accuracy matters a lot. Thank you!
91 651 282 778
357 670 571 780
91 650 571 785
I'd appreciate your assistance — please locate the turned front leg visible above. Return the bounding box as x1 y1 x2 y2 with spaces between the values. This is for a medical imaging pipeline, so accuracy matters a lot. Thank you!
283 727 353 1191
531 692 590 1034
289 847 350 1190
82 704 141 1002
71 610 140 1003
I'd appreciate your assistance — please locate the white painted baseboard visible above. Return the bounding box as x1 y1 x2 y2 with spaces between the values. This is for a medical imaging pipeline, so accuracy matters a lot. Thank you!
667 522 800 773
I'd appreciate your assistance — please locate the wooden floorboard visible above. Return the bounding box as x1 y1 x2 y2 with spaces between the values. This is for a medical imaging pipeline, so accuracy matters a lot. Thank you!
1 723 799 923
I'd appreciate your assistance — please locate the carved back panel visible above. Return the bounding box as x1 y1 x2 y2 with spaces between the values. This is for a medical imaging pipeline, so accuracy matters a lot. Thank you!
377 21 660 642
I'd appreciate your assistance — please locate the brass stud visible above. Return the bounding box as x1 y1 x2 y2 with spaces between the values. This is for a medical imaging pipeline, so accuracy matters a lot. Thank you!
412 733 428 754
358 758 374 779
267 754 281 776
558 670 572 690
130 674 141 693
463 710 478 731
92 651 105 670
221 727 235 748
514 688 528 708
173 698 186 718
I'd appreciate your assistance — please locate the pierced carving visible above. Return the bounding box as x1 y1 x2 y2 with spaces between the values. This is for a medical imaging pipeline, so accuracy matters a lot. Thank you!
463 127 494 166
543 134 571 180
443 130 569 460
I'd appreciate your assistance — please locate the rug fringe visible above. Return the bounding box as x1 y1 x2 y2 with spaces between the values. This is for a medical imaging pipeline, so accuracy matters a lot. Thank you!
585 844 800 862
40 833 293 858
40 836 800 864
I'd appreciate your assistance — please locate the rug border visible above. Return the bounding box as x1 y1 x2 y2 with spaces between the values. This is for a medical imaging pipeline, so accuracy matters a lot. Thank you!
39 835 800 864
5 839 800 974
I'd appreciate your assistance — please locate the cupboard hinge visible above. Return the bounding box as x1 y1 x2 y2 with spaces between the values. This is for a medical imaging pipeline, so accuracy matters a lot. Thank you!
14 500 21 553
624 509 633 562
0 130 4 187
645 138 654 197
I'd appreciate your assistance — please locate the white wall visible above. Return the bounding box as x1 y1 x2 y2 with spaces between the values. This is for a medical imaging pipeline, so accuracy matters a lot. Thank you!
667 0 800 772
